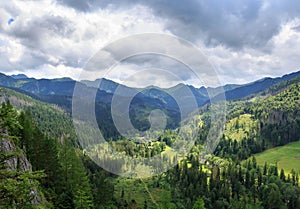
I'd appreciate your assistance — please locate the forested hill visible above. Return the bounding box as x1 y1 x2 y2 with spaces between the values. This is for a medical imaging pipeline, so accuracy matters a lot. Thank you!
0 87 77 142
215 75 300 161
0 90 113 208
157 76 300 209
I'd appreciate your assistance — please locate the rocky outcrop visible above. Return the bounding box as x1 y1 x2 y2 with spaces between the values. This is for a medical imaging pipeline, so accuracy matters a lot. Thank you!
0 134 42 206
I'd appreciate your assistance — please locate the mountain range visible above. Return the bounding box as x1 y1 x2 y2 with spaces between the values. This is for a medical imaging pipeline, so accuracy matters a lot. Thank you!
1 70 300 137
2 71 300 104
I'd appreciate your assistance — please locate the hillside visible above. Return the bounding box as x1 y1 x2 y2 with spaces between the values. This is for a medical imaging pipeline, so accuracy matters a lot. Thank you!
0 88 114 208
254 140 300 174
0 87 77 141
212 70 300 102
81 75 300 208
215 77 300 162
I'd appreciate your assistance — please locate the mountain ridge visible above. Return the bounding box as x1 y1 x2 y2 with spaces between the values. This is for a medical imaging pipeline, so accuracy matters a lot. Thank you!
1 70 300 136
1 70 299 105
8 70 300 92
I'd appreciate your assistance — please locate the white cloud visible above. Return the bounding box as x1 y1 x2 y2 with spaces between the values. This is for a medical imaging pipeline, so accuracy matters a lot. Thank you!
0 0 167 79
198 19 300 86
0 0 300 88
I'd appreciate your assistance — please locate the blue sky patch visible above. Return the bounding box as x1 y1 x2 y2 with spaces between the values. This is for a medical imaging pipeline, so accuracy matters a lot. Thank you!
8 18 14 25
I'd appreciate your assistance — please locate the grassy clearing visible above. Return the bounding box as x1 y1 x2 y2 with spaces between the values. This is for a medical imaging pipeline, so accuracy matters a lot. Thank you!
254 140 300 174
224 114 258 141
113 177 173 209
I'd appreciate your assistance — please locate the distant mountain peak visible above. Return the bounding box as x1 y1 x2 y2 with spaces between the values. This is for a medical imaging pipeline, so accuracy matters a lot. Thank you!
52 77 74 82
11 74 28 79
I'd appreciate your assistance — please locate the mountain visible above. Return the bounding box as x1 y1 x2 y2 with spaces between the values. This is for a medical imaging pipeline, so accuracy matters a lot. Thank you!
2 71 300 106
81 78 127 94
1 70 300 137
0 73 184 132
211 70 300 102
0 72 16 87
11 73 28 79
0 72 75 96
80 70 300 107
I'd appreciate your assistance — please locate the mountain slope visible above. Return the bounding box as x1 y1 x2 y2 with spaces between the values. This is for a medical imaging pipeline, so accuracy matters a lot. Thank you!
254 140 300 174
0 87 77 141
211 70 300 102
215 76 300 162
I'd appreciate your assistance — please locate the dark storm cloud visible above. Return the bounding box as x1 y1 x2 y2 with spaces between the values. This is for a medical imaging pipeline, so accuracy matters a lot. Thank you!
56 0 300 49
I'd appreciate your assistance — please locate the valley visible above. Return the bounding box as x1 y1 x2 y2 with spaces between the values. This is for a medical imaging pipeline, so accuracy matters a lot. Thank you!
0 71 300 208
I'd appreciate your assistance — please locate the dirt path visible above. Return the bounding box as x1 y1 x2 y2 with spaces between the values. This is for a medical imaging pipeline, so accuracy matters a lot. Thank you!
140 178 160 208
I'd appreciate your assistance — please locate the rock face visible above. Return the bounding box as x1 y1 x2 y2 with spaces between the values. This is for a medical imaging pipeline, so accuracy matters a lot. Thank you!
0 135 42 206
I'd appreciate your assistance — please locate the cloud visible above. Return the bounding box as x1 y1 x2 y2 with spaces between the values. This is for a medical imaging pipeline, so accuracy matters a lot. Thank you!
56 0 300 50
0 0 166 77
0 0 300 87
202 18 300 85
82 33 220 87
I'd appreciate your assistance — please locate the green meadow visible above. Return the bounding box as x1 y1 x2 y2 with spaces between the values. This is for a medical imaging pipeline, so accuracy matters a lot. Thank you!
254 140 300 174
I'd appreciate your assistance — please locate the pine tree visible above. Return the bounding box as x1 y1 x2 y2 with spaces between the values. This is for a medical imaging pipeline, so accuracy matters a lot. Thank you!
192 198 206 209
280 169 285 181
60 138 94 208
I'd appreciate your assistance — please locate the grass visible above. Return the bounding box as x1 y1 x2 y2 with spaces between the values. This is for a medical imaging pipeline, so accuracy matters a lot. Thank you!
254 140 300 174
224 114 258 141
113 177 173 209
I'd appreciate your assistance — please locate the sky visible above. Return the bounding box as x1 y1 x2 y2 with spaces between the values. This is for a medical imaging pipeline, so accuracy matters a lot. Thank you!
1 0 300 87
